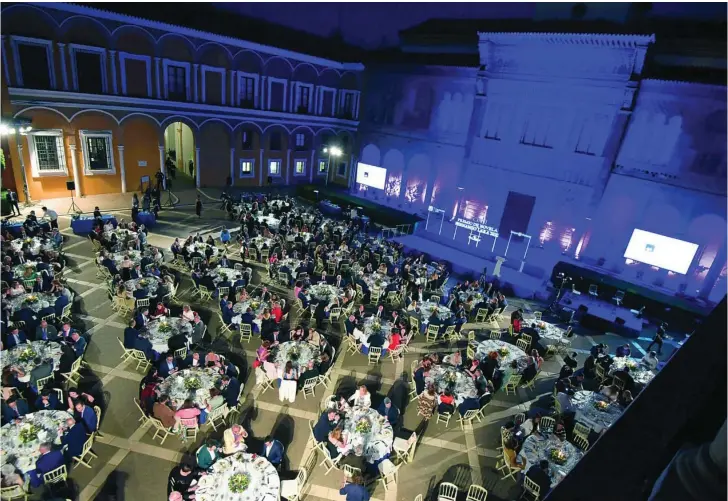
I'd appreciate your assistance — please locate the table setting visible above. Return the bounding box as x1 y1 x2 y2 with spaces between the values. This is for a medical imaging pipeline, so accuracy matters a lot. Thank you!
417 301 453 323
277 258 302 279
125 277 160 296
307 283 342 303
210 267 238 286
144 317 193 353
157 368 221 409
426 365 477 405
2 341 63 382
609 357 656 385
474 339 528 368
6 292 56 314
12 262 39 281
361 273 390 292
186 242 215 256
571 390 624 432
9 236 56 255
2 219 51 237
0 410 72 473
272 341 320 370
111 250 143 268
341 407 393 464
250 237 274 250
194 452 280 501
519 433 584 487
524 318 566 346
232 299 268 331
71 214 116 235
255 215 280 230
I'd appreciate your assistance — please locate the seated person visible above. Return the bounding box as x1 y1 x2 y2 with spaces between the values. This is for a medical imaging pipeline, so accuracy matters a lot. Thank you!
437 391 456 415
222 424 249 455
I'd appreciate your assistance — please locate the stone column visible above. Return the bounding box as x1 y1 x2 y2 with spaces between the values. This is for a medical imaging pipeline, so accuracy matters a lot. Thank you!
309 149 315 183
286 148 292 184
118 145 127 193
230 147 235 186
229 70 236 106
57 43 69 91
16 141 31 203
195 147 201 188
69 143 81 198
260 76 267 110
154 57 162 99
158 145 167 189
1 37 10 86
258 149 264 186
699 241 727 300
193 64 199 103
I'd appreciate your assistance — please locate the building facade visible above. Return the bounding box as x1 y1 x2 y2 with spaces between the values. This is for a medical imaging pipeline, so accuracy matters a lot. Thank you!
0 2 363 200
356 31 727 303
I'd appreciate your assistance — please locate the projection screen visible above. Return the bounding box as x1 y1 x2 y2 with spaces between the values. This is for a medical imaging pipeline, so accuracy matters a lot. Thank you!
623 229 699 274
356 162 387 190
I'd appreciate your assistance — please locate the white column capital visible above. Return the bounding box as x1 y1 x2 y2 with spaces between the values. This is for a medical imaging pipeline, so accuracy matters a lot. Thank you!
69 144 76 151
117 145 125 151
154 56 160 61
193 63 199 69
158 145 165 152
57 42 65 47
109 49 116 55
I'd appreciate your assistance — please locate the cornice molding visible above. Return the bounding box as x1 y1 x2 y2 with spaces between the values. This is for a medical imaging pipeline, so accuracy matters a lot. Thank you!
478 32 655 48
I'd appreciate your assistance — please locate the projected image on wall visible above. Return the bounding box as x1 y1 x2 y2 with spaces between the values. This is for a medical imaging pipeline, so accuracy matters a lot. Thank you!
356 163 388 190
623 229 699 274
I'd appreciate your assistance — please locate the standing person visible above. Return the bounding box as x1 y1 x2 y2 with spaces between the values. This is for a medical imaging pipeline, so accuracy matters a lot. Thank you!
42 206 58 229
188 159 194 176
195 195 202 218
646 323 666 355
7 189 20 216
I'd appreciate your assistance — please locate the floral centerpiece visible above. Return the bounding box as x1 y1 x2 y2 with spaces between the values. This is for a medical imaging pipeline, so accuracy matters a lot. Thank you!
594 400 609 411
538 321 546 330
184 376 202 391
288 345 300 362
355 417 372 434
625 360 637 370
228 473 250 493
498 347 510 357
24 295 39 304
370 321 382 334
549 448 568 465
139 279 149 287
250 301 260 310
443 370 458 385
19 423 40 444
17 347 37 362
158 321 172 334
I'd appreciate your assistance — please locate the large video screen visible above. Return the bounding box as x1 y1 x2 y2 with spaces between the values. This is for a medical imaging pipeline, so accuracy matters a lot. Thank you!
356 163 387 190
623 229 699 274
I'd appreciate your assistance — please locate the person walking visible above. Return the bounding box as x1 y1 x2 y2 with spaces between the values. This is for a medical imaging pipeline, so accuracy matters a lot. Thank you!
7 189 20 216
646 322 666 355
195 195 203 218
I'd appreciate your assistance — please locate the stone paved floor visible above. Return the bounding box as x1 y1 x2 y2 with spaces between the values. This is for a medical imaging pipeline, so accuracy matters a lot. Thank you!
12 197 682 501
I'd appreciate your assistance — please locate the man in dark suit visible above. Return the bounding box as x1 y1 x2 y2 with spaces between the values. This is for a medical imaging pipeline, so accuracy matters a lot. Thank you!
239 307 255 330
457 390 481 417
124 319 139 349
132 283 149 300
191 316 206 346
313 410 340 443
35 319 58 341
74 400 98 434
159 352 181 377
134 334 156 361
260 436 284 468
61 416 88 461
413 365 426 395
525 460 552 498
344 315 356 335
263 328 288 345
29 357 53 389
35 389 61 410
69 332 87 357
376 397 400 427
298 360 320 390
54 292 69 318
5 327 27 348
1 396 29 425
101 255 119 276
167 331 188 353
28 443 65 488
135 308 150 331
220 375 241 408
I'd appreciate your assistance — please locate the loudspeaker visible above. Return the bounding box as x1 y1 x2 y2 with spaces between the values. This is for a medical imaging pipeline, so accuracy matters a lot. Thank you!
66 181 75 191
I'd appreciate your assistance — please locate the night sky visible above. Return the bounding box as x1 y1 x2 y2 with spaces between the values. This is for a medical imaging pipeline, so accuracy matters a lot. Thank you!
216 2 726 48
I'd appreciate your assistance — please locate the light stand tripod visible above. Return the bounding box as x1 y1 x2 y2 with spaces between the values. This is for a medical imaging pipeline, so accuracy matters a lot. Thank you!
66 181 81 214
163 188 176 208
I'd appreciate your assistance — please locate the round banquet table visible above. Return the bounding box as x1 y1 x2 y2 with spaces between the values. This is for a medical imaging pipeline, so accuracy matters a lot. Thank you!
360 317 392 355
2 341 63 383
342 407 394 464
608 357 656 386
112 250 143 268
13 263 39 281
474 339 529 368
157 368 221 409
361 273 390 292
186 242 214 255
425 365 477 406
250 237 274 250
256 215 280 230
144 317 193 353
10 237 56 255
210 267 238 286
457 290 484 303
272 341 320 370
571 390 624 433
0 410 72 473
6 292 56 314
307 283 342 303
125 277 160 296
194 452 280 501
277 258 301 279
518 433 584 487
417 301 453 326
232 300 268 331
524 318 566 346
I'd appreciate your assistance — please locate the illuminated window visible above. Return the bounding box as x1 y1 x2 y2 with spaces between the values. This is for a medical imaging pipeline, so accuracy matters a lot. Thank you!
239 159 254 178
294 160 306 176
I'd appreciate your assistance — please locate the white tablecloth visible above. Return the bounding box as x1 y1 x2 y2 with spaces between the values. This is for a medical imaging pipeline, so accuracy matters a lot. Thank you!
308 283 342 303
157 368 220 409
3 341 63 383
418 301 453 323
112 250 143 268
519 434 584 487
273 341 320 370
125 277 159 296
256 215 280 230
144 317 192 353
0 410 72 473
342 407 393 463
10 237 56 255
426 365 476 406
195 452 280 501
571 391 623 432
609 357 656 385
474 339 528 367
6 293 55 314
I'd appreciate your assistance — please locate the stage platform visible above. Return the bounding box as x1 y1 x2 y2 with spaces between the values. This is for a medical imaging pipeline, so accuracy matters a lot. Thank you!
558 290 646 338
393 234 547 299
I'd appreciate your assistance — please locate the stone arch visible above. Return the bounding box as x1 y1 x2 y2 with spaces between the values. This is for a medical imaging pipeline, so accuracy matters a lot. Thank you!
263 56 294 79
198 118 233 132
232 121 264 134
1 4 58 38
234 122 263 152
318 68 340 87
292 63 318 85
232 49 264 74
339 71 359 90
157 33 195 62
360 144 381 166
112 25 157 56
404 153 431 204
196 41 233 67
13 106 69 123
68 109 120 126
119 112 162 128
642 202 683 235
58 15 111 46
381 148 404 198
159 115 200 138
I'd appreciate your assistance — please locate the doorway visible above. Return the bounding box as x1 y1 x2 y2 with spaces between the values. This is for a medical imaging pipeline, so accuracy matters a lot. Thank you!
164 122 195 185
